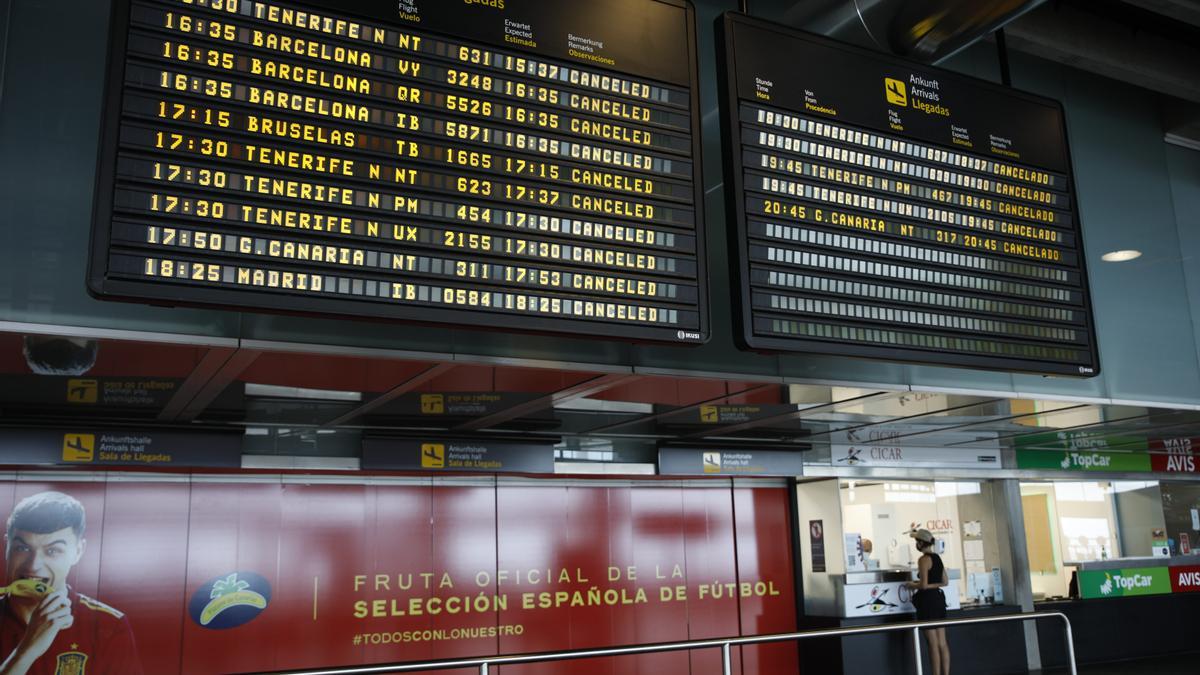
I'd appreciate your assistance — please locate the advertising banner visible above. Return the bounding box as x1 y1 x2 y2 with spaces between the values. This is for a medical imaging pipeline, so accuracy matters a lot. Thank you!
1151 529 1170 558
1077 567 1172 599
0 479 797 674
845 534 865 572
810 520 826 573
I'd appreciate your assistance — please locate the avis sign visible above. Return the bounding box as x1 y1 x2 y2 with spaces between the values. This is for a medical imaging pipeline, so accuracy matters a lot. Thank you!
1171 566 1200 593
1078 567 1171 599
1150 438 1199 473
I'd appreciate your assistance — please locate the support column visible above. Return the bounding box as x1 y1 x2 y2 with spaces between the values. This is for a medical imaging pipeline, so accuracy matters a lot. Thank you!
996 478 1041 671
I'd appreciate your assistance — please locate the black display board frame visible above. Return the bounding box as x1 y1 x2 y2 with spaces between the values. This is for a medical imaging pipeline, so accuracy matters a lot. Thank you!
88 0 709 345
716 12 1100 376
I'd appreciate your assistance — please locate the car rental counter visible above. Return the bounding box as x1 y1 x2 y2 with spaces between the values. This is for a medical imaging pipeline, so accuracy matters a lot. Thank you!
1034 554 1200 669
800 567 1026 675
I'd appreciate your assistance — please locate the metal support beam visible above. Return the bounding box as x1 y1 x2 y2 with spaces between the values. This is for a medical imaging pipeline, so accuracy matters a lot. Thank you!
157 347 237 422
272 611 1076 674
1005 3 1200 103
322 362 457 427
454 374 641 432
911 627 924 675
996 28 1012 85
863 404 1092 445
802 398 1007 439
1114 0 1200 29
945 410 1161 448
178 348 263 421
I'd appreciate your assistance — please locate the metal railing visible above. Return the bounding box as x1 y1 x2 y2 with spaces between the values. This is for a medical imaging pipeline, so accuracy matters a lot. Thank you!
277 611 1076 675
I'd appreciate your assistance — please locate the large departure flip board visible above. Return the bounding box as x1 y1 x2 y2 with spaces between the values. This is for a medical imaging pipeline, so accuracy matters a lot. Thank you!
89 0 708 344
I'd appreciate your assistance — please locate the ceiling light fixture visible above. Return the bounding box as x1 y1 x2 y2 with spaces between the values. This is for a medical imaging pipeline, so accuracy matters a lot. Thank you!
1101 250 1142 262
244 383 363 402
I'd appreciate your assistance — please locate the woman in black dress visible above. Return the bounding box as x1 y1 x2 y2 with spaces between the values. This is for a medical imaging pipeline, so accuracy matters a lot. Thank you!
907 528 950 674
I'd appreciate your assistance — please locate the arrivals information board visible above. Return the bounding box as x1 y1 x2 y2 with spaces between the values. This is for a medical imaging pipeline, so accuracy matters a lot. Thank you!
89 0 707 343
716 13 1098 375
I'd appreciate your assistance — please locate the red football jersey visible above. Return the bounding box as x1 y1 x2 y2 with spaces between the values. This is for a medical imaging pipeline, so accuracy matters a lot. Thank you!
0 589 142 675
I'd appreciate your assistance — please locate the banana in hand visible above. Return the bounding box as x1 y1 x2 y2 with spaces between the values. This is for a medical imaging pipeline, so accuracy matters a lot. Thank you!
0 579 52 600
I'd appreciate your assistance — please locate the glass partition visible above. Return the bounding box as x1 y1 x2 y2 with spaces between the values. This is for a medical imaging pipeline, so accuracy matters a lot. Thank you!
1161 482 1200 556
839 479 1006 607
1020 480 1168 601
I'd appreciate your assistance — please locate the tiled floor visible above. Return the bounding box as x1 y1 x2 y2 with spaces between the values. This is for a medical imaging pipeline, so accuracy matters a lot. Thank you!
1038 652 1200 674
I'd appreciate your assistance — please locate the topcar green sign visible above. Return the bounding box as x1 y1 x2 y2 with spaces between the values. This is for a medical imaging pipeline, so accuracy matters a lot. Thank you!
1015 449 1152 472
1078 567 1171 599
1015 430 1147 452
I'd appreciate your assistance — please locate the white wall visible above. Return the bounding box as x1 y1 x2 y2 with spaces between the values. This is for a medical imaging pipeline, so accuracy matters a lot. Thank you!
797 478 845 616
839 481 967 596
1114 483 1167 557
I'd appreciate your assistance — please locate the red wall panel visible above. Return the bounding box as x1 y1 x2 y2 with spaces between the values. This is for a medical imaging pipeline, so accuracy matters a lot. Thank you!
429 486 500 668
180 482 282 675
628 488 692 675
683 488 742 675
274 484 371 671
0 481 14 584
0 479 798 675
557 486 628 675
496 485 572 675
239 354 434 394
96 481 190 675
361 484 437 666
734 488 799 674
